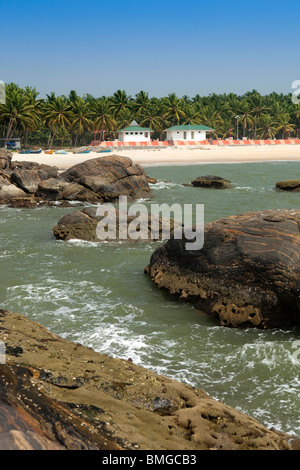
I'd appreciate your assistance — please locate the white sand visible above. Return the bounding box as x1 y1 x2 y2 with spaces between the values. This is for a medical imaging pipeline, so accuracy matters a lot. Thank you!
11 145 300 170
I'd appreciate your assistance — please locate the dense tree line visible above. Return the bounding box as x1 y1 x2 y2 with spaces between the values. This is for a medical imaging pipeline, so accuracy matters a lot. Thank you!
0 83 299 148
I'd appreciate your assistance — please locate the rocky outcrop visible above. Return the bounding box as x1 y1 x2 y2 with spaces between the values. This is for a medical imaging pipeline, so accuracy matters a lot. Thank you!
59 155 152 202
53 207 182 242
191 175 232 189
0 309 297 450
0 153 152 206
145 209 300 329
275 180 300 192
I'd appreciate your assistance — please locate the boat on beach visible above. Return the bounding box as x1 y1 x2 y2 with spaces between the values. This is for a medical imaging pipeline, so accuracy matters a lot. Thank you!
72 149 91 154
45 150 54 154
19 149 42 154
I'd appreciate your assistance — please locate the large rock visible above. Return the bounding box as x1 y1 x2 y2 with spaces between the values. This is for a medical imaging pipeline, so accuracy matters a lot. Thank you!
192 175 232 189
53 207 182 242
0 309 296 450
145 209 300 329
37 178 102 203
59 155 152 201
11 162 58 194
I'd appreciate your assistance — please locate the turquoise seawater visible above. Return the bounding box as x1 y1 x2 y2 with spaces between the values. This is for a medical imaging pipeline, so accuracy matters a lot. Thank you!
1 161 299 436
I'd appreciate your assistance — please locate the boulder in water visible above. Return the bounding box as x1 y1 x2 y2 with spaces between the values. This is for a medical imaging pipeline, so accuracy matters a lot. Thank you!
275 180 300 192
191 175 232 189
145 209 300 329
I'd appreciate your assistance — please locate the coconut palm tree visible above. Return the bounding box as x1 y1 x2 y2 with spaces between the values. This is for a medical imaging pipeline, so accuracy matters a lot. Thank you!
70 98 93 146
90 98 117 135
162 93 186 125
43 96 72 147
0 85 36 145
138 101 163 137
109 90 133 118
276 114 296 139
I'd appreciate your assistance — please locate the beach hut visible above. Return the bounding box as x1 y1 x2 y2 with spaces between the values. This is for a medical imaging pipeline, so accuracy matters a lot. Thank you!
117 120 153 143
166 125 213 142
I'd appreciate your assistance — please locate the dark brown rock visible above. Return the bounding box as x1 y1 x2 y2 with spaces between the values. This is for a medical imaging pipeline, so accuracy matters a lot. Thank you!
0 309 295 450
192 175 232 189
145 209 300 329
59 155 152 201
275 180 300 192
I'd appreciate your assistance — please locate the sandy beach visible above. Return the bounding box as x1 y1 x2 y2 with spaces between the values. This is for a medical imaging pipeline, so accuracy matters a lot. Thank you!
11 144 300 170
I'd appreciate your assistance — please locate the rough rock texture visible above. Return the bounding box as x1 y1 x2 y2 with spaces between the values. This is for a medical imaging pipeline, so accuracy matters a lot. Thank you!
145 209 300 329
0 309 297 450
191 175 232 189
0 152 152 206
275 180 300 192
59 155 152 202
11 162 58 194
0 149 12 170
53 207 182 242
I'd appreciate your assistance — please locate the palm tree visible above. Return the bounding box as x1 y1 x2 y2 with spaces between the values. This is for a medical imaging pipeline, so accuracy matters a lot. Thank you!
109 90 133 118
23 86 43 148
43 96 72 147
162 93 186 125
91 98 117 137
138 101 162 135
70 98 93 146
133 91 150 118
276 114 296 139
0 85 36 145
248 94 269 137
257 115 279 139
236 99 254 138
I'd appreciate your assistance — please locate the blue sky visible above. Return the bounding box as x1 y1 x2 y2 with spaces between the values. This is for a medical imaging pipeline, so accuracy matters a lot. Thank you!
0 0 299 98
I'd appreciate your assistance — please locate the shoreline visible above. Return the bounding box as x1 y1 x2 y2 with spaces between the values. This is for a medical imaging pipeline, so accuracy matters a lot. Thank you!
11 144 300 170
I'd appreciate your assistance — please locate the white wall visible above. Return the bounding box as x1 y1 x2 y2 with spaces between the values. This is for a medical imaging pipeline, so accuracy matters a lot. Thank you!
166 130 208 141
118 131 151 142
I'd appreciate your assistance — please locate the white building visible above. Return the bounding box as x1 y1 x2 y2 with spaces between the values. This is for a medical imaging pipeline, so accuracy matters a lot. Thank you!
117 120 153 142
166 125 213 142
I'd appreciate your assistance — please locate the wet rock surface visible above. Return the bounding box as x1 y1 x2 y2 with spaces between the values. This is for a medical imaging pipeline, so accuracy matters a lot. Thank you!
275 180 300 192
53 207 182 242
191 175 232 189
145 209 300 329
0 309 296 450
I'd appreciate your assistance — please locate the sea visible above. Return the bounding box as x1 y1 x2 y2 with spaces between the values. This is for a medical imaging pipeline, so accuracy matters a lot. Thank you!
1 160 300 437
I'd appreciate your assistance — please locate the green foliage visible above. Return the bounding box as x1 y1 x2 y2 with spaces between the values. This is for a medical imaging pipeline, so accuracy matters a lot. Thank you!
0 83 299 148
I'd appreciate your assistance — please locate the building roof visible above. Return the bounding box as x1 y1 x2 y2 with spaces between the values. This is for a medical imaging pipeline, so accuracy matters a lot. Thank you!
166 125 214 131
118 120 153 133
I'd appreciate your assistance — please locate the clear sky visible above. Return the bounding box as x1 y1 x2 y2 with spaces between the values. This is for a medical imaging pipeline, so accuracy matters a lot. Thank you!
0 0 299 98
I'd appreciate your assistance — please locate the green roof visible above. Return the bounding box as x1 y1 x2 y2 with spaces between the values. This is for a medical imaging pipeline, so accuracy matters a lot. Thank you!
167 125 214 131
118 119 153 133
118 126 153 133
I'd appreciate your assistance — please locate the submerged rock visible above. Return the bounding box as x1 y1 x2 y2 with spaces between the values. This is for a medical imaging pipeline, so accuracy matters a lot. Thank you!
191 175 232 189
0 308 296 450
53 206 182 242
145 209 300 329
275 180 300 192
